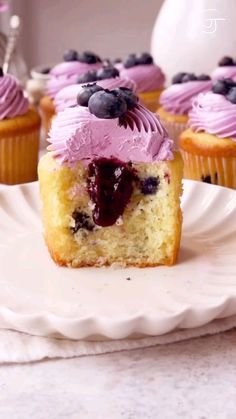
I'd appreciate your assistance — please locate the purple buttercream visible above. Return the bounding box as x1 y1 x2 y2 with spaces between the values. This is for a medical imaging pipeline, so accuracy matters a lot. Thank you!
160 80 212 115
47 104 174 166
212 66 236 82
119 64 165 93
189 91 236 140
0 74 29 120
47 61 102 99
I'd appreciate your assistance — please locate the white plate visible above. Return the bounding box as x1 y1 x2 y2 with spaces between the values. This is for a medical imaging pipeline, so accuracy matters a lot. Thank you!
0 180 235 340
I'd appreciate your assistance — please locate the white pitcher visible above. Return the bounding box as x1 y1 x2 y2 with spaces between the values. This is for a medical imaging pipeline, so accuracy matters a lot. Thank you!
151 0 236 84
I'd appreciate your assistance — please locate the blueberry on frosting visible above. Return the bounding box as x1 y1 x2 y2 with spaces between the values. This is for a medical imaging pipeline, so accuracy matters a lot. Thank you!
226 86 236 104
77 83 103 107
77 85 138 119
112 87 138 109
88 90 127 119
123 52 153 68
77 70 98 84
172 72 210 84
218 56 235 67
212 78 236 104
137 52 153 65
77 51 101 64
96 66 120 80
63 49 78 62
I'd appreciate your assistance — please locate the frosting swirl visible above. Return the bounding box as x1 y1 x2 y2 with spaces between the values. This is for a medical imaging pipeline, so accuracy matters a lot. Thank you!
55 77 136 112
160 80 212 115
0 74 29 120
47 61 102 99
212 66 236 82
189 91 236 140
48 104 173 165
119 64 165 93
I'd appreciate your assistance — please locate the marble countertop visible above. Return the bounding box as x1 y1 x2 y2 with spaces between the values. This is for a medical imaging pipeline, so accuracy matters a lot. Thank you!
0 330 236 419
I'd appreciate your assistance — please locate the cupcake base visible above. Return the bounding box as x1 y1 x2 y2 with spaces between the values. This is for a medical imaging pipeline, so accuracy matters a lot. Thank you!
158 107 188 149
39 95 56 137
0 108 41 184
180 129 236 189
139 89 163 113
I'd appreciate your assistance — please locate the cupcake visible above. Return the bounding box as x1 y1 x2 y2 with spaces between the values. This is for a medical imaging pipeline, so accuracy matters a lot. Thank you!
39 50 102 135
38 84 183 267
118 53 165 112
212 56 236 82
0 71 40 184
180 78 236 189
158 73 212 148
55 65 136 112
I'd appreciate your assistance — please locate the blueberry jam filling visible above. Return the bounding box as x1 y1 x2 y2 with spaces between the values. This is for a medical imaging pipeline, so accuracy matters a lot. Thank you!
77 85 138 122
140 176 160 195
212 78 236 104
123 52 153 68
87 157 136 227
172 72 210 84
71 210 94 233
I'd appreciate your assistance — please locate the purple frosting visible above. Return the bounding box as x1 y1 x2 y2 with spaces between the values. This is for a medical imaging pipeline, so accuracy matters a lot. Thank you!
119 64 165 93
48 104 174 166
189 91 236 140
212 66 236 82
47 61 102 99
160 80 212 115
0 74 29 120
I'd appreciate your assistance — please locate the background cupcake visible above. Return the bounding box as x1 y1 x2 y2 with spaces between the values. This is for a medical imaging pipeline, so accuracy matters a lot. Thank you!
118 52 165 112
0 71 41 184
158 73 212 148
39 50 102 135
55 65 136 112
180 79 236 189
212 56 236 82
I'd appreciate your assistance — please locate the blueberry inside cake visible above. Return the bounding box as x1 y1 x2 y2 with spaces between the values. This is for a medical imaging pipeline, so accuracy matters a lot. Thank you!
38 84 183 267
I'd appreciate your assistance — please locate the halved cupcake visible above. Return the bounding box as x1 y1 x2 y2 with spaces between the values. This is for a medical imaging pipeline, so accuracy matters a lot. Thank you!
38 84 183 267
180 78 236 188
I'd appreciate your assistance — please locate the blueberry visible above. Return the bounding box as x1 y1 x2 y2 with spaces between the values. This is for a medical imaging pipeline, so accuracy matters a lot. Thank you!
219 56 234 66
201 175 211 184
137 52 153 65
63 49 78 62
88 90 127 119
197 74 211 81
141 176 160 195
96 66 120 80
181 73 198 83
226 86 236 104
71 210 94 233
41 67 51 74
77 84 103 107
77 70 98 84
0 67 3 77
123 54 138 69
112 87 138 109
172 72 186 84
77 51 101 64
212 80 229 95
223 78 236 88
